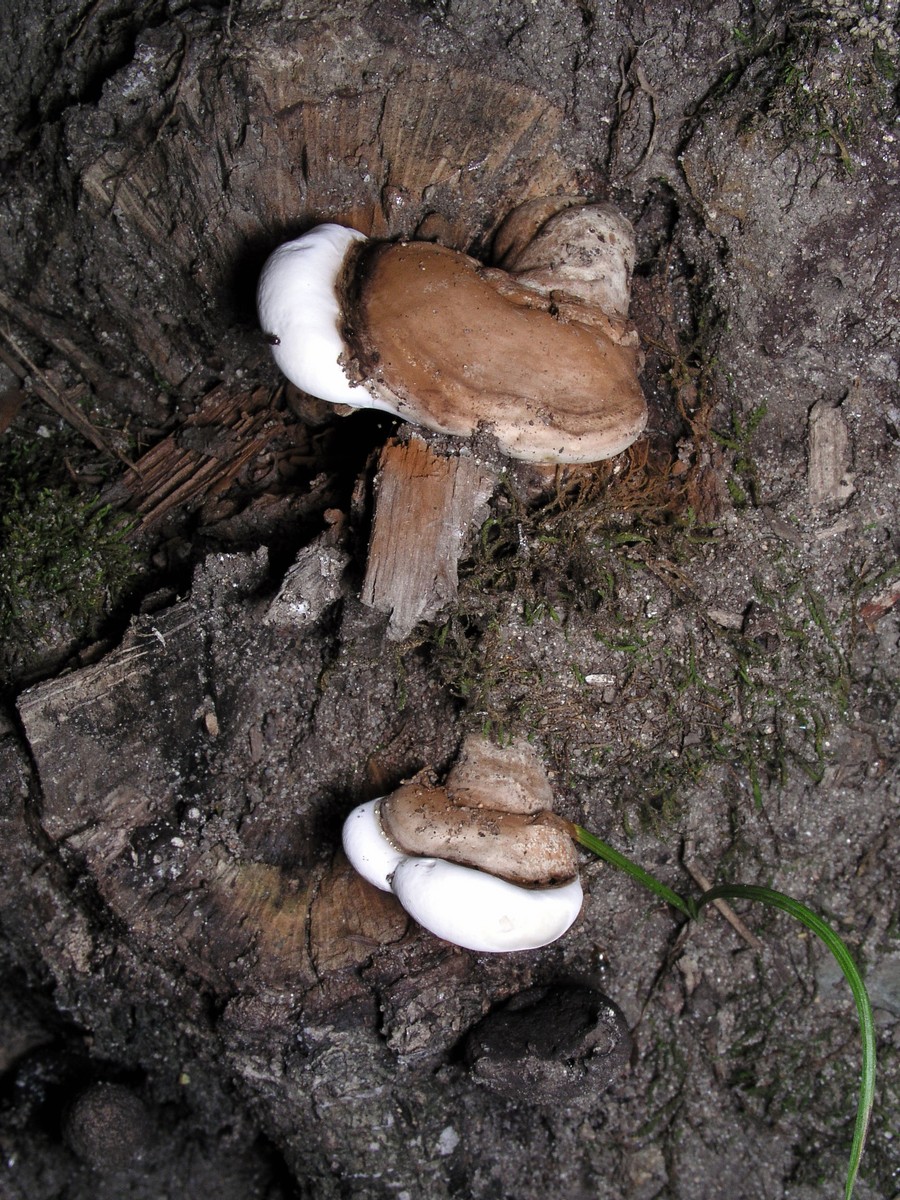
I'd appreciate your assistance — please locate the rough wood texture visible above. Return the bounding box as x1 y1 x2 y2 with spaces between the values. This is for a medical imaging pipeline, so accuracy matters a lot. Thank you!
9 549 589 1198
264 533 351 630
361 435 496 639
13 556 443 1007
808 396 855 507
101 384 284 527
0 8 579 417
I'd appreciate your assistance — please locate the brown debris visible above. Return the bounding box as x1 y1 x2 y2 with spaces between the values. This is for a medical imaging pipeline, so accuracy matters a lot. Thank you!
0 386 24 435
859 576 900 629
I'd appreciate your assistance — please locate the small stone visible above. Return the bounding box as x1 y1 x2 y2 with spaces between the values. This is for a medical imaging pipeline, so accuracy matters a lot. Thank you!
436 1125 460 1156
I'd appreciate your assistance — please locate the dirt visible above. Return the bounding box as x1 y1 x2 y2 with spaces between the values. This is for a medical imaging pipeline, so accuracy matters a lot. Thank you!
0 2 898 1199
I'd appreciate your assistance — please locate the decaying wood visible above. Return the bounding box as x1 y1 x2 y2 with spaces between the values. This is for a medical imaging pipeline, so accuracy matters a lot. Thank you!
2 2 899 1196
308 854 408 975
14 590 407 996
265 534 351 630
360 434 497 640
808 397 855 507
101 383 290 529
28 22 578 402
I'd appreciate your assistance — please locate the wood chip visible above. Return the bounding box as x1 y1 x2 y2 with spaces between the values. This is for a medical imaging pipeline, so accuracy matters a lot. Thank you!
808 398 855 507
361 435 497 639
859 576 900 629
101 383 283 528
265 537 350 629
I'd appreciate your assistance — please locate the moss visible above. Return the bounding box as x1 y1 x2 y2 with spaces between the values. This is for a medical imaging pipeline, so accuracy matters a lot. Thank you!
425 472 872 826
0 462 136 686
731 2 900 171
713 403 767 509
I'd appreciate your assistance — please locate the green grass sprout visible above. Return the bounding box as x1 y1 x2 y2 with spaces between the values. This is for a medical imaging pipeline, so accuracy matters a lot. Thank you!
572 824 697 919
572 824 875 1200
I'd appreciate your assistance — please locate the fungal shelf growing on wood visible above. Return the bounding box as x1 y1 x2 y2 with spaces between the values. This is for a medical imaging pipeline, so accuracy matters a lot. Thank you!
258 197 648 638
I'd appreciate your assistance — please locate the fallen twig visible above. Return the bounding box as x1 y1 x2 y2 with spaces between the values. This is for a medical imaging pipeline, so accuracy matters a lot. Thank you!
0 329 132 467
681 846 765 952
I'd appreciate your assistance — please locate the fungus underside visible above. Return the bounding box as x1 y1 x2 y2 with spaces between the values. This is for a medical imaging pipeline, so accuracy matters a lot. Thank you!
572 823 876 1200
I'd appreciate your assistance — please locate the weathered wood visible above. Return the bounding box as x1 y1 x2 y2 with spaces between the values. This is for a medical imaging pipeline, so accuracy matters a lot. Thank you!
360 435 497 639
308 853 408 975
808 397 855 507
6 6 897 1200
2 11 579 408
14 573 413 995
264 534 351 630
101 383 289 528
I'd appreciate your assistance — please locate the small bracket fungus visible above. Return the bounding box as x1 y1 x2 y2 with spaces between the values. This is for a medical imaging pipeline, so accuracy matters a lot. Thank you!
379 782 577 886
258 201 647 464
341 735 583 952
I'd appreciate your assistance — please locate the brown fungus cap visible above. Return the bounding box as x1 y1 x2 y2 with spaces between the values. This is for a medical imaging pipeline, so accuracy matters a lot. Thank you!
446 733 555 814
340 239 647 464
379 782 578 887
500 202 637 319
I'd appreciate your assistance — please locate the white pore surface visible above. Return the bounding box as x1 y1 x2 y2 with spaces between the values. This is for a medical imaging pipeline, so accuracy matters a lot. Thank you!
390 857 583 953
257 224 395 411
341 799 405 892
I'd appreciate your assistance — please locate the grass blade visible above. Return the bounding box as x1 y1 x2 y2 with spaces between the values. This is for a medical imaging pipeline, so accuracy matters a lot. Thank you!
572 824 696 919
572 829 876 1199
697 884 875 1200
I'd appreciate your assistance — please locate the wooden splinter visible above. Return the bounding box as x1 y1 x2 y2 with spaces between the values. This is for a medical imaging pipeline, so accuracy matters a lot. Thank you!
360 434 496 640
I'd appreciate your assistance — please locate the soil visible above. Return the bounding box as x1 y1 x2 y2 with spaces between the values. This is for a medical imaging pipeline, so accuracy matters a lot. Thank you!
0 2 898 1199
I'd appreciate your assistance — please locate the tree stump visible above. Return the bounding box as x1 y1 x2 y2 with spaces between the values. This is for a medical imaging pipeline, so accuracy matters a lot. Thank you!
0 12 620 1196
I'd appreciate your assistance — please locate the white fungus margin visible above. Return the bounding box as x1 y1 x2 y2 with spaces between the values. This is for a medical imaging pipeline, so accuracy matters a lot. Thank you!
341 797 583 952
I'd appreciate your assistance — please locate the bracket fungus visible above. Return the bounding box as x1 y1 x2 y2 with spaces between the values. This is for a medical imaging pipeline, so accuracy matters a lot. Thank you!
258 200 647 464
341 735 583 952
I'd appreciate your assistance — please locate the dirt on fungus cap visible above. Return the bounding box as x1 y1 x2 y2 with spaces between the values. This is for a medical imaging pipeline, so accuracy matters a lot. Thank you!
379 782 579 886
